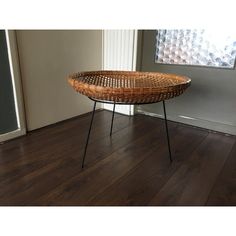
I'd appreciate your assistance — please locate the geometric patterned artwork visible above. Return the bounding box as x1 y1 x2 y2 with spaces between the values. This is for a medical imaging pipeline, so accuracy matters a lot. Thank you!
155 29 236 68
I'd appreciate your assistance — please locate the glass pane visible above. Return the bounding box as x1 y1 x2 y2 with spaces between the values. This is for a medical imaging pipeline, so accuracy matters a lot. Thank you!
155 29 236 68
0 30 18 134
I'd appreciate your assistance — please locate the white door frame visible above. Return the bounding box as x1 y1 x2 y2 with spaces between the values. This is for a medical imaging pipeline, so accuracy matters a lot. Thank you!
0 30 26 142
102 30 138 116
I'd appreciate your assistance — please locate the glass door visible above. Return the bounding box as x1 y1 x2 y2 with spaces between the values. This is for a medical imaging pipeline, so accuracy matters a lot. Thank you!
0 30 25 142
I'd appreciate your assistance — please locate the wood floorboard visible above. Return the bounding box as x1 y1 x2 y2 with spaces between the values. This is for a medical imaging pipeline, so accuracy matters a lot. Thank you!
0 111 127 205
0 111 126 187
88 125 208 206
206 139 236 206
0 112 166 205
148 133 235 206
0 110 235 206
33 118 177 205
0 110 122 165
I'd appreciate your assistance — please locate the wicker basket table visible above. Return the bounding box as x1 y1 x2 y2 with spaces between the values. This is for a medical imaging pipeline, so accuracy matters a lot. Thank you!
68 70 191 168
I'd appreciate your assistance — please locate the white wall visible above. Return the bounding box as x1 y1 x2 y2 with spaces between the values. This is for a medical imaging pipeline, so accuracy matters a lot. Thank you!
16 30 102 130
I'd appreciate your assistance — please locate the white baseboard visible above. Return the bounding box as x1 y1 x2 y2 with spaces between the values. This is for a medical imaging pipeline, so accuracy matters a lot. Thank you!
103 103 134 116
136 108 236 136
0 128 26 143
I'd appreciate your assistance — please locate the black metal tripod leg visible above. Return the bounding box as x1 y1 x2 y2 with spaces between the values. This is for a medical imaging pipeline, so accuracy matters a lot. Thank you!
81 101 97 168
162 100 173 162
110 103 116 136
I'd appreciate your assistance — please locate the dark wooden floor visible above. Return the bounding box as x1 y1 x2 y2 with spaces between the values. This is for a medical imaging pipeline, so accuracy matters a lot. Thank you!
0 110 235 206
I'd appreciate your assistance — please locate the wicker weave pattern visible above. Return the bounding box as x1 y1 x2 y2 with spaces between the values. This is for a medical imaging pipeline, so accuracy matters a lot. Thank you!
67 71 191 104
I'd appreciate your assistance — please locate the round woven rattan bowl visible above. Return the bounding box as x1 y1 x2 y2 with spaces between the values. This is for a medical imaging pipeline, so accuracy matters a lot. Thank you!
67 70 191 104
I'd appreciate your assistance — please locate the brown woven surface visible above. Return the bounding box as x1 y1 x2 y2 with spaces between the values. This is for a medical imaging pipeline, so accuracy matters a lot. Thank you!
67 70 191 104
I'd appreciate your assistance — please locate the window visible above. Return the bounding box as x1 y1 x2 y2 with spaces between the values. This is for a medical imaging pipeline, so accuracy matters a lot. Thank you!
155 29 236 69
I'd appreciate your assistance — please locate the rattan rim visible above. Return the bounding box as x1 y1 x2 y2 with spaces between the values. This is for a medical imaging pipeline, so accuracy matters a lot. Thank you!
67 70 191 104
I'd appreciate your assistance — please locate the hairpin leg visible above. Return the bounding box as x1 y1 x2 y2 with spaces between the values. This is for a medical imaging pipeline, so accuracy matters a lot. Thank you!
82 101 97 168
162 100 173 162
110 102 116 136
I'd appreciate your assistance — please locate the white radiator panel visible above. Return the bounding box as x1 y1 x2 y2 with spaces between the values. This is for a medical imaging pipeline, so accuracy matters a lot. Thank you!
102 30 137 115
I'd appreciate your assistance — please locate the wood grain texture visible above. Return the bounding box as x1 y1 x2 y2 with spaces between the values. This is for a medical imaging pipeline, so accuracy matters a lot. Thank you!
88 125 208 206
148 133 235 206
0 110 235 206
206 139 236 205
